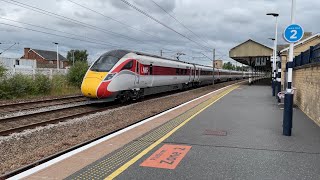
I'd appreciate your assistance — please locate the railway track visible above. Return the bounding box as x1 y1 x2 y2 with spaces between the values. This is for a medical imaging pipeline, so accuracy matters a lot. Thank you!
0 103 118 136
0 80 246 136
0 95 87 115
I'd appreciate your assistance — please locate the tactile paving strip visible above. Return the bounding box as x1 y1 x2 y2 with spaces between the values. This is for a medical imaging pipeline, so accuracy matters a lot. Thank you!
66 86 237 180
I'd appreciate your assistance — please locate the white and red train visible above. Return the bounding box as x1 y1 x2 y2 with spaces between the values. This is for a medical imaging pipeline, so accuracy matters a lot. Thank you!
81 50 254 102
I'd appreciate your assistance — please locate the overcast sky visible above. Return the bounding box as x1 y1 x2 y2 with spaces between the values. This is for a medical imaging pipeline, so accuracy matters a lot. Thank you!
0 0 319 65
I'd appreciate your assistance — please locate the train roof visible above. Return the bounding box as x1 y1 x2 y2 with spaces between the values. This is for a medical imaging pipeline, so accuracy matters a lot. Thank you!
103 49 213 69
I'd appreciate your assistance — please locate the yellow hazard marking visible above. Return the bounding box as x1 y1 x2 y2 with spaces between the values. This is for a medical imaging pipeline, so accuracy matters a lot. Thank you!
105 85 240 180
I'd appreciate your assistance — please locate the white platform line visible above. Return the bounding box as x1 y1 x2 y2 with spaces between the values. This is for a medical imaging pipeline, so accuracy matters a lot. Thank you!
8 81 243 180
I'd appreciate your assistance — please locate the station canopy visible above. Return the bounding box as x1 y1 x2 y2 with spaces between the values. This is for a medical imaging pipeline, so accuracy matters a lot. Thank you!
229 39 273 71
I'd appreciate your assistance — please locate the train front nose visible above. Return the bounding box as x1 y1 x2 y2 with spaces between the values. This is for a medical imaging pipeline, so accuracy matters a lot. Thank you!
81 70 108 98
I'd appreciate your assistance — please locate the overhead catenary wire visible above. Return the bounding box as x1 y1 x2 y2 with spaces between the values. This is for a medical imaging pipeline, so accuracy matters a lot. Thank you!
0 42 18 55
65 0 162 43
0 17 123 48
150 0 212 49
1 0 142 42
0 22 167 54
65 0 208 53
1 0 174 52
150 0 229 60
120 0 212 52
0 22 128 48
2 0 215 64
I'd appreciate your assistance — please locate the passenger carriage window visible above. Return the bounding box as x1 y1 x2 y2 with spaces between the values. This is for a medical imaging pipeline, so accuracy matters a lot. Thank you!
149 64 153 75
122 61 133 70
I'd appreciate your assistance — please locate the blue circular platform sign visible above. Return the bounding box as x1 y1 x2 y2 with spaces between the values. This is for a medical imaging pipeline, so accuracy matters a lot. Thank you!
283 24 304 43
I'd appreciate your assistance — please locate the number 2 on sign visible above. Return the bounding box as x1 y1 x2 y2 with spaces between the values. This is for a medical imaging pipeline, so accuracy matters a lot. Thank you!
290 30 297 39
160 152 181 165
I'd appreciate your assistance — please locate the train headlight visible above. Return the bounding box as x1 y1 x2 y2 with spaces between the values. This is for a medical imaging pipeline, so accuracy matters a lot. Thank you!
104 73 116 81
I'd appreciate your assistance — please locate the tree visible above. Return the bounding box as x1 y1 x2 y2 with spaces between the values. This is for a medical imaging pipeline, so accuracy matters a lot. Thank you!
222 62 234 70
67 61 89 87
67 49 88 64
235 66 243 71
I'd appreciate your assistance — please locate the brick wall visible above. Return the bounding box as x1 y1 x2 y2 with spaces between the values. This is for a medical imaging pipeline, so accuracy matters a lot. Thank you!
292 63 320 126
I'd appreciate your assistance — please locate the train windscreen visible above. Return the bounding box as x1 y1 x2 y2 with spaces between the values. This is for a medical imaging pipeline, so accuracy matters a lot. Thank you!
90 55 119 72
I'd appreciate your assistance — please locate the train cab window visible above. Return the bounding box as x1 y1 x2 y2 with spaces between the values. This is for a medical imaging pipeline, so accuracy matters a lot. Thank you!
90 55 119 72
122 61 133 70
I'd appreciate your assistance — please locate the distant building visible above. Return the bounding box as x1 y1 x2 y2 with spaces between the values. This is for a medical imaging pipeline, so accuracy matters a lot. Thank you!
22 48 69 68
214 59 223 69
0 57 36 69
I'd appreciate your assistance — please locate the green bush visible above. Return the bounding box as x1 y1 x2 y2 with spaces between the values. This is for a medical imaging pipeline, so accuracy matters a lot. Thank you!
0 67 81 99
0 73 51 99
67 61 89 87
0 65 6 78
33 74 51 95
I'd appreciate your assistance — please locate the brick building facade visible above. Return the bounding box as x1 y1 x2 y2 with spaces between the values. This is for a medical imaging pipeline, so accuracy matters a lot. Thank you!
292 64 320 126
22 48 69 68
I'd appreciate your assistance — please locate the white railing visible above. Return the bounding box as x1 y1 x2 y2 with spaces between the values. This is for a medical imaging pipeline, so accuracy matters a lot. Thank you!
4 67 68 79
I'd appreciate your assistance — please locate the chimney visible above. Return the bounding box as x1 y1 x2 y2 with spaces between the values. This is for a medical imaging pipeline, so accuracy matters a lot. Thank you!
24 48 30 59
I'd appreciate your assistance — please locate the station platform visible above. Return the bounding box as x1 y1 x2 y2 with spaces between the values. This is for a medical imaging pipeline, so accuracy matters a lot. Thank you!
14 80 320 180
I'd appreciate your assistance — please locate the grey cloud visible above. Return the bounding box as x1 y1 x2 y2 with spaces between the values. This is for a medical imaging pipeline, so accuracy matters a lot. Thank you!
74 11 93 19
0 0 319 65
0 8 6 16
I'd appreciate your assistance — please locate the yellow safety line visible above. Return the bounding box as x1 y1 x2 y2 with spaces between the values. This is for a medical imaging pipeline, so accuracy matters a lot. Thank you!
105 85 240 180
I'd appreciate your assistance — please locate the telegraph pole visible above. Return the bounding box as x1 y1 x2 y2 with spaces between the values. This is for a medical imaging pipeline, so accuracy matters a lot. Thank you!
160 50 163 57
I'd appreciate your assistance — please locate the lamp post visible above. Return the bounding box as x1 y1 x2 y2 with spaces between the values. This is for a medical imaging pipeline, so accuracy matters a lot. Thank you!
268 38 275 87
283 0 296 136
267 13 279 97
53 42 59 69
71 50 75 66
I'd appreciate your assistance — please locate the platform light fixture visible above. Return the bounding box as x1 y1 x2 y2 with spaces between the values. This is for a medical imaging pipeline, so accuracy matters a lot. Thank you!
266 12 279 98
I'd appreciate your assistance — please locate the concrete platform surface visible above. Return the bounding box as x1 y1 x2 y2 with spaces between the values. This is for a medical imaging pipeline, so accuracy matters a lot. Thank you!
114 84 320 180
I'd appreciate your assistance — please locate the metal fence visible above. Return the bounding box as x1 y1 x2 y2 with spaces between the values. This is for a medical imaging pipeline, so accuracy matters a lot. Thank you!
292 43 320 67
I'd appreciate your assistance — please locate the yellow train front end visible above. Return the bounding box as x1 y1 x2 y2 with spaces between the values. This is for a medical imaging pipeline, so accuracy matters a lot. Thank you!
81 70 108 98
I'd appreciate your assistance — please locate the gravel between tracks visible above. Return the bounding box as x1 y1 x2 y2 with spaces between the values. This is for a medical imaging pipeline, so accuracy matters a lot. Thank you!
0 80 242 175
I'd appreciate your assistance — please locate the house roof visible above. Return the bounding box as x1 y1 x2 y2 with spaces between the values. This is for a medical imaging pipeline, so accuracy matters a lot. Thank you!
280 33 320 53
31 49 67 61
